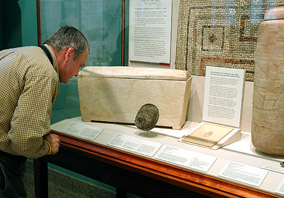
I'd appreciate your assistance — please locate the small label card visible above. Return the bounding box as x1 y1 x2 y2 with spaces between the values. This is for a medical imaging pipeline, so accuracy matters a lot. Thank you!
108 133 162 157
219 161 268 187
63 121 103 141
154 145 216 172
276 177 284 195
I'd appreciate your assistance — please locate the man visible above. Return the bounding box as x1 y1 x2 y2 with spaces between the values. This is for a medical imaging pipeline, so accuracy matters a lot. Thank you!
0 26 89 197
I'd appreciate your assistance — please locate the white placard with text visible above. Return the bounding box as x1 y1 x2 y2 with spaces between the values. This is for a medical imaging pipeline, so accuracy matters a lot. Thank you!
219 161 268 187
203 66 245 128
108 133 162 157
63 121 103 141
129 0 172 64
154 145 216 172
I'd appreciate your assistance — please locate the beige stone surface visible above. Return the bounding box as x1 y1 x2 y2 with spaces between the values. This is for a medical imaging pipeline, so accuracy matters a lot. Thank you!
78 66 190 80
78 67 191 130
264 5 284 20
252 6 284 155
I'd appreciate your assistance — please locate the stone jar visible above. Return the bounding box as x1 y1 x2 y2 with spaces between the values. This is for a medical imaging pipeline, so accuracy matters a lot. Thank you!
252 5 284 155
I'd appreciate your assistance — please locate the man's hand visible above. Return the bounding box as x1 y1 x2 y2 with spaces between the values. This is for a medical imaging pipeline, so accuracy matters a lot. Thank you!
45 133 60 155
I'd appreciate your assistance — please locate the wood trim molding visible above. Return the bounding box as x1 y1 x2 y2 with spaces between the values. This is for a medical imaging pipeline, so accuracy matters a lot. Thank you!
36 0 41 46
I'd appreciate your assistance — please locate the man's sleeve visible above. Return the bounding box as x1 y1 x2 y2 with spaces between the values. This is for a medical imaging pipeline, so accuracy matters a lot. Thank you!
9 74 57 158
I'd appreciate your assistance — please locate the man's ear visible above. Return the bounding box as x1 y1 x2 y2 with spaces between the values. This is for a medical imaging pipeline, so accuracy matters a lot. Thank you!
64 47 74 62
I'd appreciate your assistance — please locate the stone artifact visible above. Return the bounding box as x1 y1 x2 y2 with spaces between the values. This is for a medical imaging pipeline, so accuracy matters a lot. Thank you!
135 104 159 131
78 66 191 129
252 5 284 155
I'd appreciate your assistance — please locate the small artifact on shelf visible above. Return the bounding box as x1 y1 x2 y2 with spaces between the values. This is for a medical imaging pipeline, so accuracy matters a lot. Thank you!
135 104 159 135
182 123 233 148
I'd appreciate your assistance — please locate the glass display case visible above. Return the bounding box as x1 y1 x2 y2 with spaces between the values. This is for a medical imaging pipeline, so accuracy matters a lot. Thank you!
35 1 284 197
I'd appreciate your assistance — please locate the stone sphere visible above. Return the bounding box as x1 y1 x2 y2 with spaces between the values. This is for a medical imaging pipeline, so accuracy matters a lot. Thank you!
135 104 159 131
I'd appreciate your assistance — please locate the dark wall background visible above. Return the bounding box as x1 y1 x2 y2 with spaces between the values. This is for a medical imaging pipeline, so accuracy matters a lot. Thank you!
0 0 22 50
0 0 37 50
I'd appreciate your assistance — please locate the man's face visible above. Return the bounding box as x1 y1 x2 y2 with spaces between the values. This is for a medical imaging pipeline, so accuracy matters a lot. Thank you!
59 49 89 83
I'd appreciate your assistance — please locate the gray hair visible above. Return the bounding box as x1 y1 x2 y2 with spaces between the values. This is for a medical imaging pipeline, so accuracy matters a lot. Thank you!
44 26 90 60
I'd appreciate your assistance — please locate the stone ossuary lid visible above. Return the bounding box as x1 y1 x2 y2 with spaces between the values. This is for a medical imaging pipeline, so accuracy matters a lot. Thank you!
78 66 190 81
264 5 284 21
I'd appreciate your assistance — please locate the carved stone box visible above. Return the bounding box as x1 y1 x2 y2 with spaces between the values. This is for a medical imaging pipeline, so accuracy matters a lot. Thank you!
77 66 192 129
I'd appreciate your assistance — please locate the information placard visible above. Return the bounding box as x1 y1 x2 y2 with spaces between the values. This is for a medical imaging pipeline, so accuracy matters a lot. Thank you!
219 161 268 187
108 133 162 157
129 0 172 64
63 121 103 141
154 145 216 172
203 66 245 128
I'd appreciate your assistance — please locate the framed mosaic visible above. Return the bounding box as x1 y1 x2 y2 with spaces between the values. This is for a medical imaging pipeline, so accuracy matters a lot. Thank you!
175 0 284 81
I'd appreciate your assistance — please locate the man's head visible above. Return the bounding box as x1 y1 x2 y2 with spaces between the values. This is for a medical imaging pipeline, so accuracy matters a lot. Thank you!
44 26 90 83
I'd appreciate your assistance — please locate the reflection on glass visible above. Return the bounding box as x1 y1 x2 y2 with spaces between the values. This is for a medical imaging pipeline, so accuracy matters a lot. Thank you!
40 0 128 66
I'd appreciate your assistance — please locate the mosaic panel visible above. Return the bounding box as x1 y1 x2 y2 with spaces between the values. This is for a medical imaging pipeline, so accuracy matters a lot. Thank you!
202 26 224 52
175 0 284 81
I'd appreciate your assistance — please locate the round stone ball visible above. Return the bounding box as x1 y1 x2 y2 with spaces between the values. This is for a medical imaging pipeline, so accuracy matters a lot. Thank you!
135 104 159 131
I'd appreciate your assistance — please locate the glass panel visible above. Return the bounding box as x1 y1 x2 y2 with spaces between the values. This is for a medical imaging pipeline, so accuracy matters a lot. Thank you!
40 0 126 66
40 0 129 123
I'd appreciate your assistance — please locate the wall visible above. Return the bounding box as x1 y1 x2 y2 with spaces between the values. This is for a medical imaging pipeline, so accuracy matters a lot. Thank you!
0 1 22 49
0 0 37 50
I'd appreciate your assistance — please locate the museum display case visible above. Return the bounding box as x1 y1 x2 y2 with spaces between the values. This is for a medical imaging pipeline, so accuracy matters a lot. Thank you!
35 0 284 197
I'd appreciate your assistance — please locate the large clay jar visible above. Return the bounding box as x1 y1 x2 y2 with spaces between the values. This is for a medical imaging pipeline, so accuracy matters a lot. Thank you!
252 5 284 155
